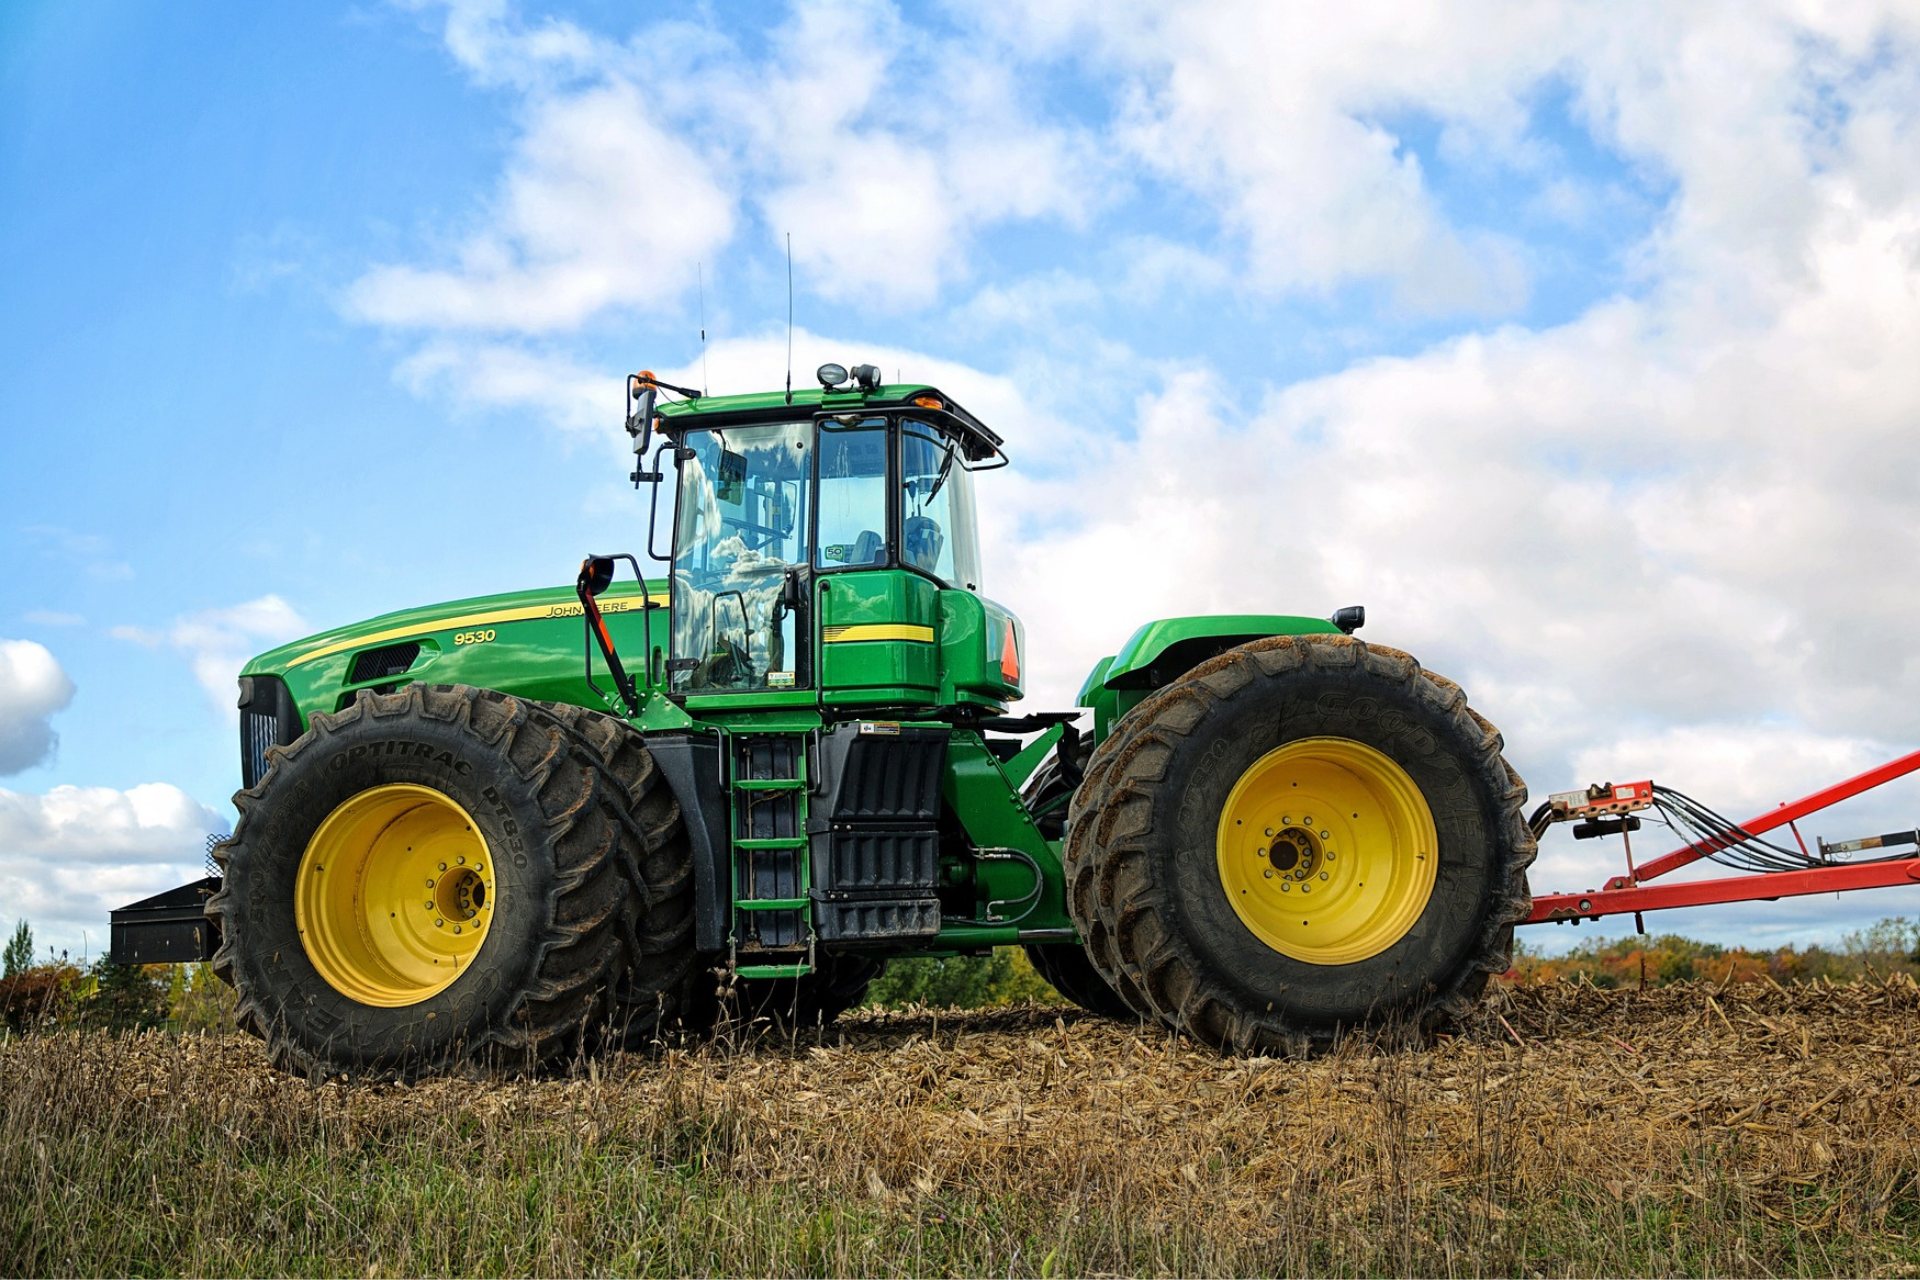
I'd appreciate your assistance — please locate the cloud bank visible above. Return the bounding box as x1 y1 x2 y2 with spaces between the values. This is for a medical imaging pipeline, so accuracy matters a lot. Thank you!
0 782 225 960
0 640 76 776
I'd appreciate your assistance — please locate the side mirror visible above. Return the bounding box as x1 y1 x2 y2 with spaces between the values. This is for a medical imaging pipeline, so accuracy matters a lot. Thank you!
580 556 616 597
627 379 657 454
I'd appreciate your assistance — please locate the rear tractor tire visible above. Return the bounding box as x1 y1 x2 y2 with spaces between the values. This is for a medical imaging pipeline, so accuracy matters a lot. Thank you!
207 684 696 1079
1066 634 1534 1053
1021 757 1149 1022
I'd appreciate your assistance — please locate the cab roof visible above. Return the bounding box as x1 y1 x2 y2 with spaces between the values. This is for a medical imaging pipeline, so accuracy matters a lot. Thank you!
653 383 1004 463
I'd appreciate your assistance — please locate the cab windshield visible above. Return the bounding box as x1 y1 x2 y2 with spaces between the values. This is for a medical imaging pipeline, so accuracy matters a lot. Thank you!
669 422 809 693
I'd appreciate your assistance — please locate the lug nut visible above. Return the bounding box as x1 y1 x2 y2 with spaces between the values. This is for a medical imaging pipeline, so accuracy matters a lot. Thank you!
1319 872 1329 881
438 862 447 872
1320 830 1329 839
1265 828 1275 837
1263 869 1273 879
435 918 445 928
1281 882 1291 892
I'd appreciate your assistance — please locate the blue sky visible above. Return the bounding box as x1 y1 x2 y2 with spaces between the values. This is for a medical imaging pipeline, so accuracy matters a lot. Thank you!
7 0 1920 960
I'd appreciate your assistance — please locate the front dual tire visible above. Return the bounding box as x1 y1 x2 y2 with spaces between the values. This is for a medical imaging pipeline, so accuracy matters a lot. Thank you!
208 684 697 1079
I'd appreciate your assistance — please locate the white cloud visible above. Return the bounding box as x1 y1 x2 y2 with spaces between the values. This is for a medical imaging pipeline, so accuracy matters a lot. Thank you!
346 76 735 332
394 339 613 441
349 0 1097 332
0 783 224 961
0 640 76 776
113 596 311 719
976 2 1920 317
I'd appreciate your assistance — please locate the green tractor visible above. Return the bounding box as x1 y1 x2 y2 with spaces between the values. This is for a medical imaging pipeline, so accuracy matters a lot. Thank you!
111 361 1534 1077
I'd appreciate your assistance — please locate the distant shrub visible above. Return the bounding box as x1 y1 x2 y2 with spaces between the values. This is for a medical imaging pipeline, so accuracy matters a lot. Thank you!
1507 917 1920 988
3 920 31 979
79 958 169 1033
864 947 1057 1010
0 961 83 1032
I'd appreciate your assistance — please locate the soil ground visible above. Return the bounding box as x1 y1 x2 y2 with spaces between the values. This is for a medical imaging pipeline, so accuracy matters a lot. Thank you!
5 979 1919 1277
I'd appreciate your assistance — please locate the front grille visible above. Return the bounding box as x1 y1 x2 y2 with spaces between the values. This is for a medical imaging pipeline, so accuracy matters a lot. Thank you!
348 642 421 684
237 674 301 790
241 709 278 789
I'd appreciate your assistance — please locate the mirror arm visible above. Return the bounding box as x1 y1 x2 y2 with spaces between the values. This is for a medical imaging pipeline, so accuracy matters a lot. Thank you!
575 554 646 715
644 440 676 564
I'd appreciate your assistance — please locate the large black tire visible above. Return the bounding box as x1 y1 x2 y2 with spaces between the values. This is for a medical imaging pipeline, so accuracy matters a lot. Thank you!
1020 757 1147 1022
1060 743 1162 1022
207 684 694 1079
526 700 702 1049
536 703 877 1037
1066 635 1534 1053
1022 942 1143 1021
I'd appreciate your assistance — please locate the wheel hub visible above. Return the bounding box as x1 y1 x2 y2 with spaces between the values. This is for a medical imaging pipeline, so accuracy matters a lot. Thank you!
1216 737 1438 964
296 783 497 1007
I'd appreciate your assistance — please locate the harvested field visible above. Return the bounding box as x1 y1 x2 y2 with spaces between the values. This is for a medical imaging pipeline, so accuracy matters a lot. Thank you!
5 979 1920 1277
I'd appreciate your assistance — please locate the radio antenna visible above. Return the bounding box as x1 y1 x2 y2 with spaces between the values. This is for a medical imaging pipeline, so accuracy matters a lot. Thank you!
784 232 794 405
697 263 709 397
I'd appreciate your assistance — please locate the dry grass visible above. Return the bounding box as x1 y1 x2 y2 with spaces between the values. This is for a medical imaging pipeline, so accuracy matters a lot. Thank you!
5 978 1920 1277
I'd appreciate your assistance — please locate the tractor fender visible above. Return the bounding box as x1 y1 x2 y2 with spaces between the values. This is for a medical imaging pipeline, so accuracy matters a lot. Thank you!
644 731 730 953
1076 614 1344 743
1086 614 1343 694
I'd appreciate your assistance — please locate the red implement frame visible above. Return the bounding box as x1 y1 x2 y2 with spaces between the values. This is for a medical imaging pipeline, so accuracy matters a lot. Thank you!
1523 745 1920 926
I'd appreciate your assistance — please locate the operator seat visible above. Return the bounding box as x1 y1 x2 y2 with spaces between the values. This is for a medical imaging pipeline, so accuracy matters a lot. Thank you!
903 516 944 575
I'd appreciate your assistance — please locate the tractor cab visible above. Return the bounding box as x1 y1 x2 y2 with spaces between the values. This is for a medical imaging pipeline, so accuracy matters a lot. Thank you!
637 364 1004 705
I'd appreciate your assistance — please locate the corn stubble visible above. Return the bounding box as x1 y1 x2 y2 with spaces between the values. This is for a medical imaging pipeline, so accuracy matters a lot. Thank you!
5 979 1920 1278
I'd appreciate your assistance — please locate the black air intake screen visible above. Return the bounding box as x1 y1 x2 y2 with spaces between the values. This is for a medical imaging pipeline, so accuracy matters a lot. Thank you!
237 674 301 789
348 642 421 684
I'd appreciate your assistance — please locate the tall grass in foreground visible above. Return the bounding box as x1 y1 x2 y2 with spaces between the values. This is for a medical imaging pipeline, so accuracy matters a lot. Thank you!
4 980 1920 1278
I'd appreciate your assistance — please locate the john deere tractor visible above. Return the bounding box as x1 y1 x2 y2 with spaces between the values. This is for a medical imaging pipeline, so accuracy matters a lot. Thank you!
111 361 1534 1077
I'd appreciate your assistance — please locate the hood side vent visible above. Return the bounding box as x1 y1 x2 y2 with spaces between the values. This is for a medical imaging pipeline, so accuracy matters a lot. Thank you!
348 641 422 684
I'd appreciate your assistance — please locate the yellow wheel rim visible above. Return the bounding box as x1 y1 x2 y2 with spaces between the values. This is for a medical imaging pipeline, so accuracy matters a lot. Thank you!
1216 737 1437 965
295 784 496 1007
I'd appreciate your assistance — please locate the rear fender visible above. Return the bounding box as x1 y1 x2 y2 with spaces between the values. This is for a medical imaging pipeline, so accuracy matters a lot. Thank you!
1077 614 1342 742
